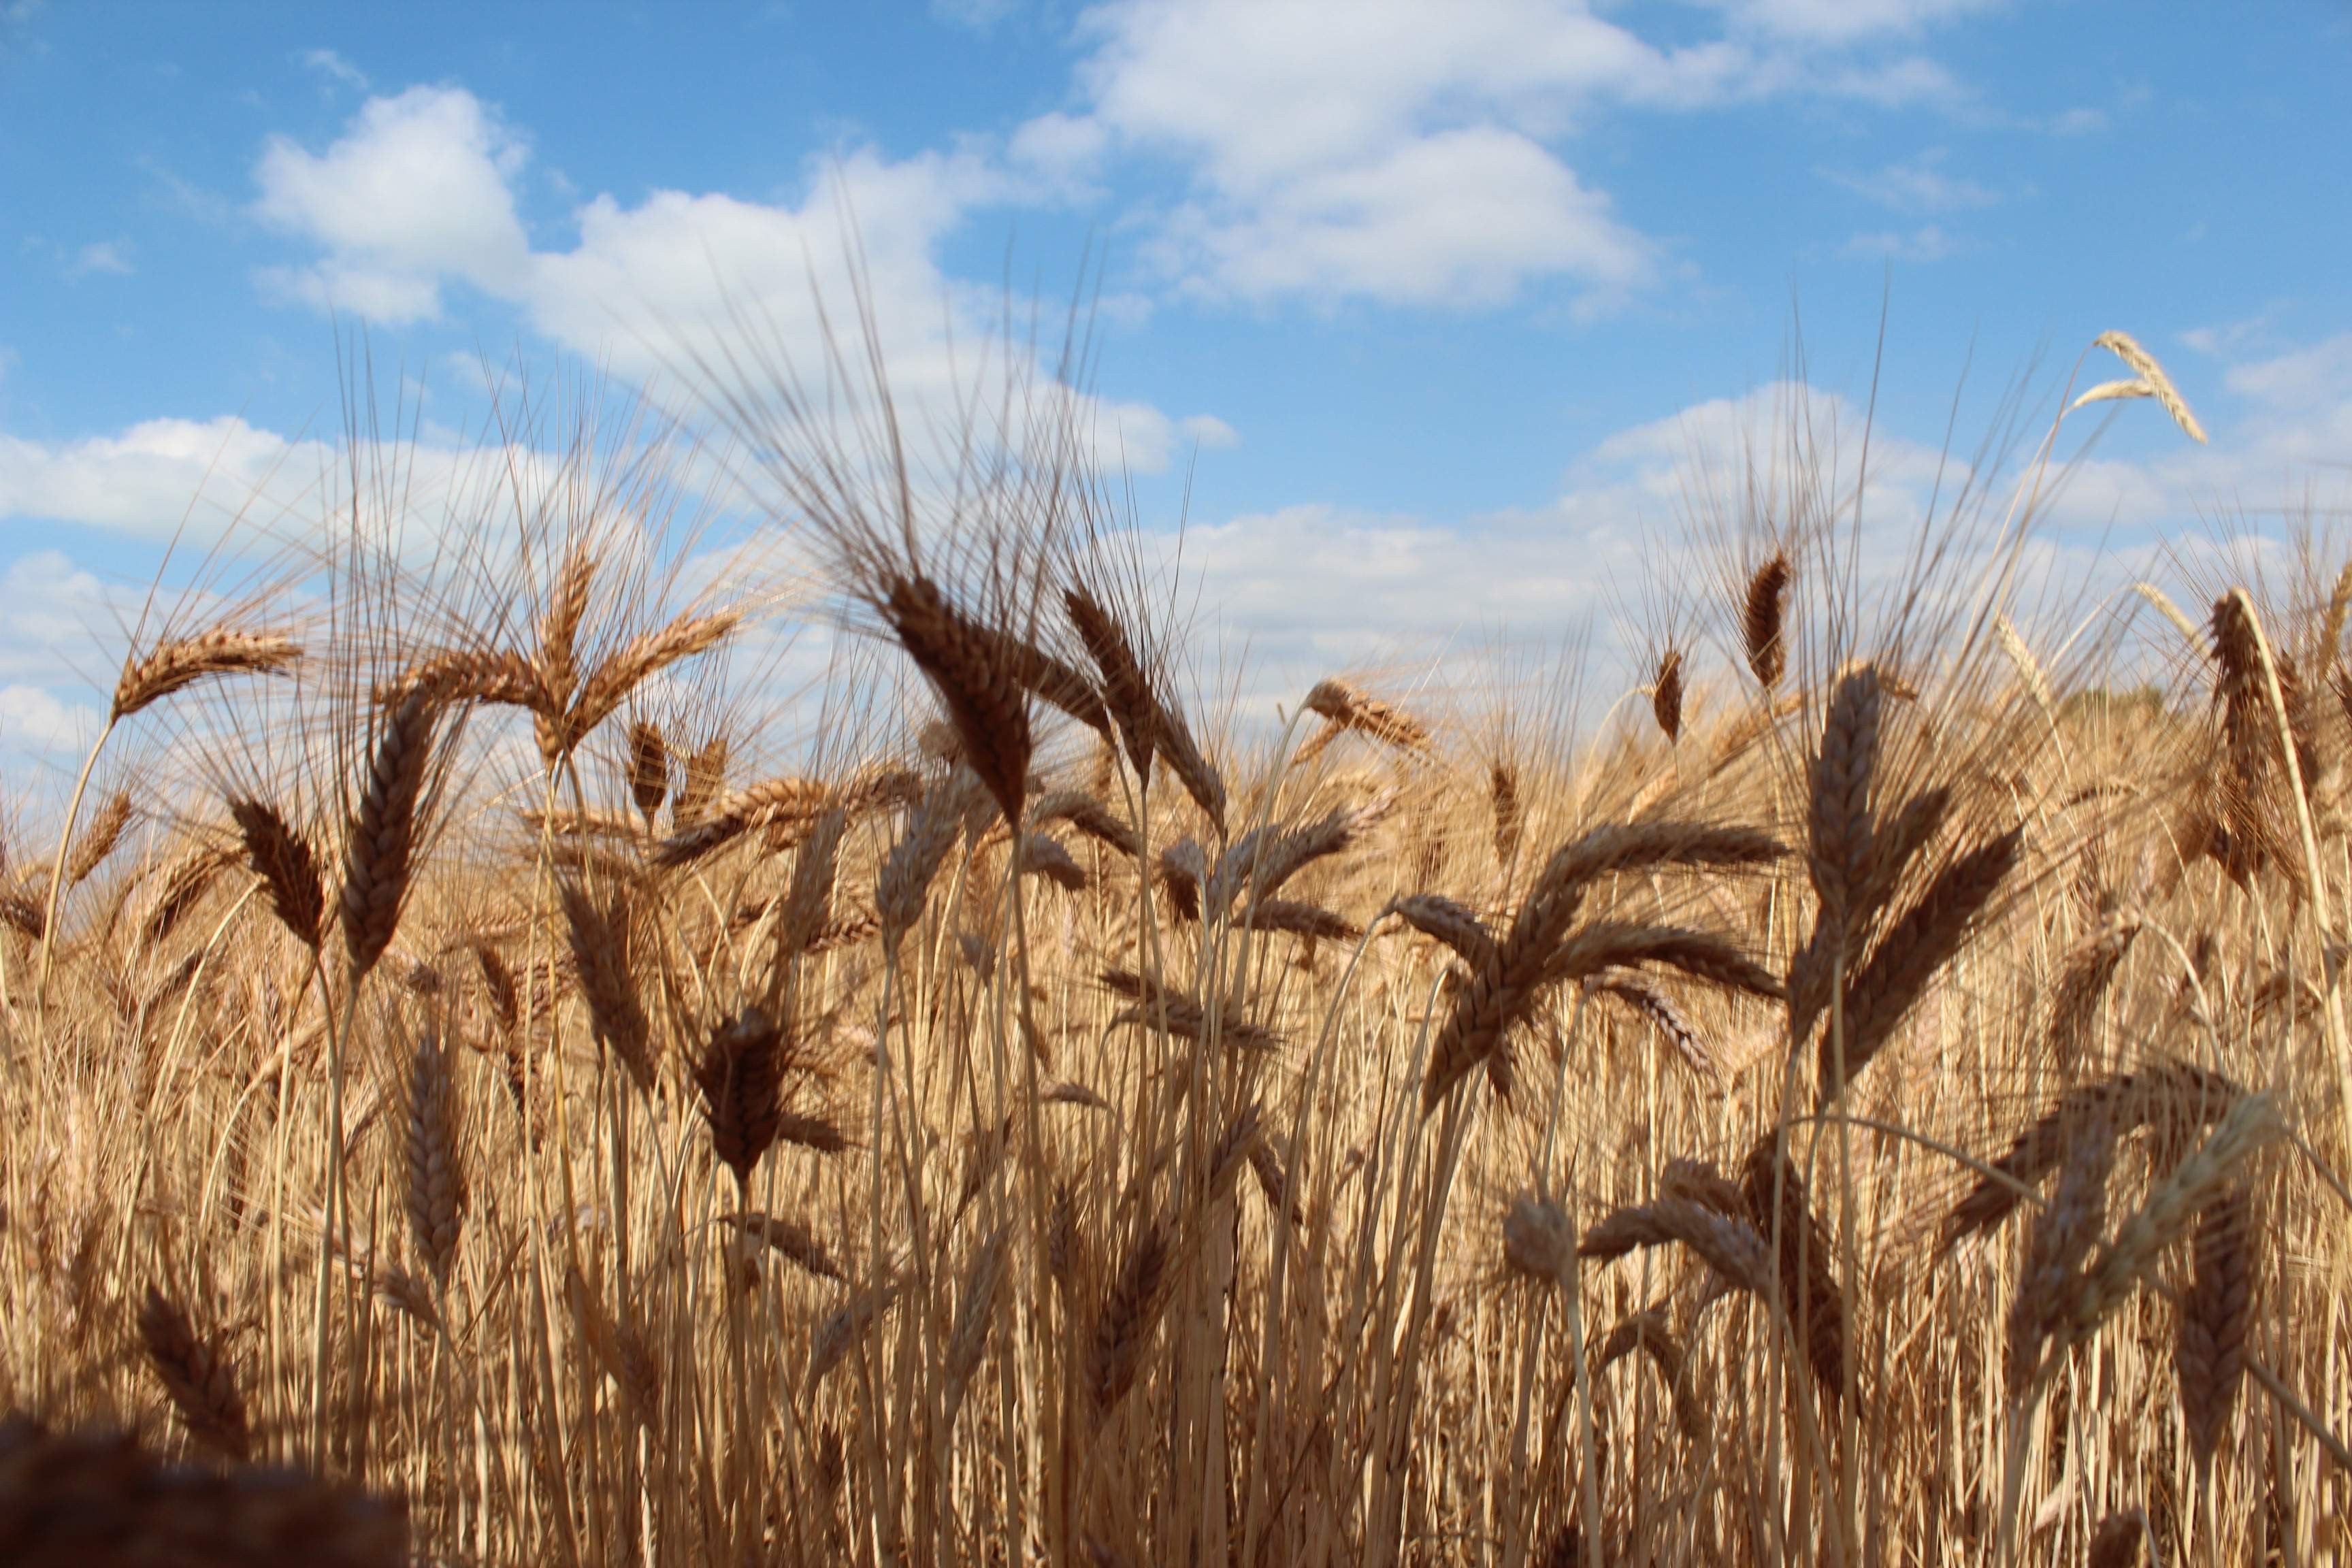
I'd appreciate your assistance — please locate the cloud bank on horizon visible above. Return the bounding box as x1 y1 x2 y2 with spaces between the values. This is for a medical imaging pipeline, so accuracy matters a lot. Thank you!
2 0 2348 777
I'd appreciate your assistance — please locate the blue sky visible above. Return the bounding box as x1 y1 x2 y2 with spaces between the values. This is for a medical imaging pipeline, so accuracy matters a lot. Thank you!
3 0 2350 774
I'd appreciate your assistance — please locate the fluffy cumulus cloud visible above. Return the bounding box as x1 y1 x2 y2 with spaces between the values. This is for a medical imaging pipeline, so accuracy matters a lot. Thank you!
0 417 331 540
0 682 99 755
247 88 1203 479
1041 0 1986 309
0 551 116 764
246 2 2008 340
254 84 533 323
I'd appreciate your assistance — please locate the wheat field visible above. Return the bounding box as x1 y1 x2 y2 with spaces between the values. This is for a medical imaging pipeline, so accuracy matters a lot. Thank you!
1 329 2347 1566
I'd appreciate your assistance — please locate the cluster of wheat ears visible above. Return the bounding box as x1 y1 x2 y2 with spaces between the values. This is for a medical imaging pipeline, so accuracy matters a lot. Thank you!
0 328 2347 1567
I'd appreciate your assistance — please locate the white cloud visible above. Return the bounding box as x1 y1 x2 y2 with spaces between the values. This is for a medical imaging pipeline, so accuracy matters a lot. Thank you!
1159 124 1651 308
930 0 1019 30
0 416 331 540
63 240 133 279
2222 333 2352 413
2180 314 2274 359
248 88 1222 480
1704 0 2005 44
521 147 1007 383
1179 414 1238 448
1844 224 1957 262
253 84 532 323
1039 0 1991 310
0 551 116 768
299 46 369 92
0 683 98 754
1828 150 1997 213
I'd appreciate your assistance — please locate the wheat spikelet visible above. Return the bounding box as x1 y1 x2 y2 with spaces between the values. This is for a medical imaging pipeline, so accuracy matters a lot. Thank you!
402 1031 464 1284
1019 832 1088 892
777 808 847 956
1594 1311 1704 1442
1233 795 1394 910
2176 1183 2253 1466
1247 898 1359 941
877 772 975 955
2004 1109 2117 1399
1822 825 2021 1104
1247 1137 1302 1226
136 843 231 948
64 791 133 889
110 630 301 722
532 541 596 764
1489 760 1523 867
1546 921 1784 1001
1805 666 1883 945
0 888 44 938
696 1005 785 1191
880 572 1035 823
2061 1094 2279 1366
1301 678 1431 753
2211 591 2292 885
1156 839 1206 922
1928 1062 2239 1260
2092 329 2207 444
2320 557 2352 668
344 1248 443 1332
1740 1140 1846 1402
774 1111 840 1160
1154 698 1226 834
1043 1079 1113 1112
566 608 739 751
673 734 729 828
1290 716 1345 768
378 648 549 711
135 1288 250 1463
653 774 830 866
557 880 654 1091
717 1212 844 1280
626 719 670 824
2065 376 2157 415
1588 973 1716 1081
940 1225 1010 1438
1846 783 1951 935
1066 584 1158 783
340 692 439 981
1101 967 1282 1053
2046 917 2137 1073
227 796 325 951
1576 1198 1772 1298
1650 650 1684 742
1089 1221 1170 1424
1388 894 1497 968
1994 615 2057 717
1744 553 1792 689
808 1285 898 1391
2130 581 2204 647
1537 822 1786 909
1031 788 1141 858
1421 862 1588 1111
